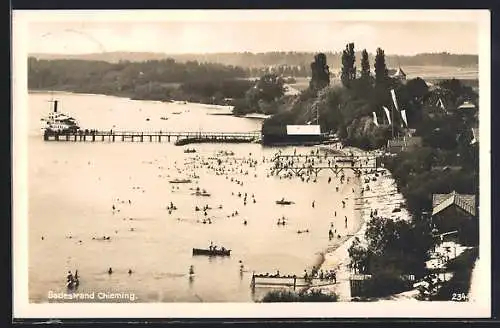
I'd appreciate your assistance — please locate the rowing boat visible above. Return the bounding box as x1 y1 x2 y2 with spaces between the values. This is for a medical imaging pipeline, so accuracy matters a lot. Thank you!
276 200 295 205
192 248 231 256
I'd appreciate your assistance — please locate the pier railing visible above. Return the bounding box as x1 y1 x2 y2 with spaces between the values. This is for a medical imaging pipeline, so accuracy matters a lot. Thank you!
43 130 262 144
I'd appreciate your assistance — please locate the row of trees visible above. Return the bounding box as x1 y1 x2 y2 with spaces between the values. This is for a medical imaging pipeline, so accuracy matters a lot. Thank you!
261 43 403 148
340 44 389 89
33 51 479 69
231 73 289 116
28 57 252 105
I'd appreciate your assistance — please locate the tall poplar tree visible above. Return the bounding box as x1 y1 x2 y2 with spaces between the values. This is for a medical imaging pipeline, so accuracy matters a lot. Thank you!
309 53 330 91
374 47 388 88
341 43 356 88
361 49 371 80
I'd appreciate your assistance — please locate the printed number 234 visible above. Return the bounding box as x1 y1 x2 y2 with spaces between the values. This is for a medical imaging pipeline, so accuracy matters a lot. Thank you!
452 293 469 301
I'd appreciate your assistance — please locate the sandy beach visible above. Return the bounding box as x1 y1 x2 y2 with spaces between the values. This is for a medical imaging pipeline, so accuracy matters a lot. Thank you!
307 146 412 301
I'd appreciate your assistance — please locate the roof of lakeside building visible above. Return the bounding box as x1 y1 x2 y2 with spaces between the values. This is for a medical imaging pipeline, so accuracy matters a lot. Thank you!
286 125 321 135
432 190 476 216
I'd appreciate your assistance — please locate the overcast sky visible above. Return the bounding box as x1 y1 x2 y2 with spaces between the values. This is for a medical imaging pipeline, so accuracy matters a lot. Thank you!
22 11 480 55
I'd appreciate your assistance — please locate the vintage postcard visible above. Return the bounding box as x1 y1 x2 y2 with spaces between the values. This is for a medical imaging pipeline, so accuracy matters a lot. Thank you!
12 9 491 318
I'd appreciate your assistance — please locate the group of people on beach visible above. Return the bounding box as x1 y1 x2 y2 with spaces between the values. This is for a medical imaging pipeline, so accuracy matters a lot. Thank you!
303 266 337 284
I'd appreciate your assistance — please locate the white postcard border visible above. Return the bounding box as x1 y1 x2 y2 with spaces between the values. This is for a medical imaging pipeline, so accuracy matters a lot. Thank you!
12 9 492 319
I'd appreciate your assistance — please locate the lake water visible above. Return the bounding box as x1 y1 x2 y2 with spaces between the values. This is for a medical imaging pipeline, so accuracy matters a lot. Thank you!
27 92 359 303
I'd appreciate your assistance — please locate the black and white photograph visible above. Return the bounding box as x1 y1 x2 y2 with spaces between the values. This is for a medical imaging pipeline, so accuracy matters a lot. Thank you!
12 9 491 318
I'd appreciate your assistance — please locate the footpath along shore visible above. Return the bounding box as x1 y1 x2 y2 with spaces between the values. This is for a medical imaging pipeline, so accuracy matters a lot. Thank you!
308 146 412 301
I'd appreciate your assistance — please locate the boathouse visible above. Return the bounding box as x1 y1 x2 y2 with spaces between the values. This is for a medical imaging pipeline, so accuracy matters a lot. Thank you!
262 124 324 145
431 191 478 246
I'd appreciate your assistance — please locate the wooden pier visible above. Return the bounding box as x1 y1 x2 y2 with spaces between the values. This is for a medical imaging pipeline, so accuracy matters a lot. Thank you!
43 130 261 145
250 273 337 291
271 154 379 176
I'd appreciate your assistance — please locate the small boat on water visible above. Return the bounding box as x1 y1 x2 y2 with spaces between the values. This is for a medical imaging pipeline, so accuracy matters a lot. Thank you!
184 148 197 153
172 111 182 115
169 178 192 184
276 199 295 205
192 248 231 256
160 117 169 120
192 191 211 197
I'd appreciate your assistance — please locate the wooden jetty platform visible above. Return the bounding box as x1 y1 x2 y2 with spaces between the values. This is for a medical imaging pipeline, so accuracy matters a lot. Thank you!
250 273 337 290
271 154 379 176
43 130 261 145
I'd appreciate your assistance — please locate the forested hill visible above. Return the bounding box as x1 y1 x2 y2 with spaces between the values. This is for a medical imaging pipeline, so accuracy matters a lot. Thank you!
30 51 478 68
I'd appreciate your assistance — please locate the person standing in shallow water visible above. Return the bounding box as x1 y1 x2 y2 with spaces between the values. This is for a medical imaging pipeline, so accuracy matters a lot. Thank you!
67 271 74 283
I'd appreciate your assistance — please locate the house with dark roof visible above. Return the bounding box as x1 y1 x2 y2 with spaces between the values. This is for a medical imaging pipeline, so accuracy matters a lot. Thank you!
431 191 478 246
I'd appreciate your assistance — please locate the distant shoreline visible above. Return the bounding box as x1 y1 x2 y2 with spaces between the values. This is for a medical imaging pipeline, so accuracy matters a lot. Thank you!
28 89 234 109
